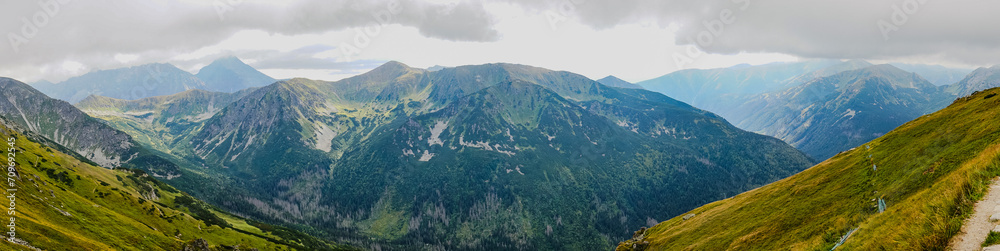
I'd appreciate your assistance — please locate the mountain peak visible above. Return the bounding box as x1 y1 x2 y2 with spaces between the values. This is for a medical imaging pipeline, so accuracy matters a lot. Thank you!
831 64 935 90
214 55 243 63
843 59 873 65
597 75 644 89
858 64 917 78
375 60 412 71
598 75 625 82
198 56 251 71
349 61 421 82
866 63 906 72
195 56 275 93
945 65 1000 97
135 62 182 70
426 65 448 72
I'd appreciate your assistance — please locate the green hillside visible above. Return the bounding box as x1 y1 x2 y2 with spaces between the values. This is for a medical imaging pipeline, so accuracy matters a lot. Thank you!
195 56 277 93
618 87 1000 250
77 62 816 249
0 77 183 178
325 81 813 249
75 89 252 157
0 118 350 250
735 64 955 160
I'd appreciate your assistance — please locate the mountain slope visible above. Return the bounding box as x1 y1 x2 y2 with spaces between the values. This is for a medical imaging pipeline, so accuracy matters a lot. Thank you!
597 75 643 89
0 77 181 177
42 63 206 103
75 89 252 155
891 63 973 86
637 60 841 109
735 65 954 160
162 62 815 249
195 57 277 93
946 65 1000 97
321 81 814 249
780 60 875 90
701 60 876 125
618 87 1000 250
0 119 350 250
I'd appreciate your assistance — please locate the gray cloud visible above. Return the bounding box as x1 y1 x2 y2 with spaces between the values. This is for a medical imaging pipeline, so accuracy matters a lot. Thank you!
0 0 498 78
2 0 998 82
508 0 1000 66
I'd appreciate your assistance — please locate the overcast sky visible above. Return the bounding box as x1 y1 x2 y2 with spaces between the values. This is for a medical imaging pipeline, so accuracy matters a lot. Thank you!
1 0 998 83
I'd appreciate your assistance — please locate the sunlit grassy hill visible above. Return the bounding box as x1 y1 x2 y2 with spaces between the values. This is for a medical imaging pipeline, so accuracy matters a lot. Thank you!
0 119 351 250
619 87 1000 250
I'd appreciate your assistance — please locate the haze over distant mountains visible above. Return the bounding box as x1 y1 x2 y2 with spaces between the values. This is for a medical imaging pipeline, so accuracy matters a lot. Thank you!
0 120 339 250
619 87 1000 250
67 61 814 249
734 64 954 160
195 56 277 93
597 75 644 89
6 56 1000 250
31 57 275 103
639 60 993 161
0 77 182 176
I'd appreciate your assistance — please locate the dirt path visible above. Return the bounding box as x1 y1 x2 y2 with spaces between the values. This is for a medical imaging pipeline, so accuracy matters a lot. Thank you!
950 177 1000 250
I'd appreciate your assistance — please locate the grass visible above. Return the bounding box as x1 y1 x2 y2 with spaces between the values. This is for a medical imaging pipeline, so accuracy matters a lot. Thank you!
619 87 1000 250
984 231 1000 247
0 121 346 250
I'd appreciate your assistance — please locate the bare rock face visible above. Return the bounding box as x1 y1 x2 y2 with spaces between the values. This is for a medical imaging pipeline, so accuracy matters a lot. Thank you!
0 77 134 167
0 77 181 177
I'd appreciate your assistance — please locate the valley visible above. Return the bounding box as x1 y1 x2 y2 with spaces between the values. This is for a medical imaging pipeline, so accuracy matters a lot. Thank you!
617 86 1000 250
2 1 997 250
59 61 815 249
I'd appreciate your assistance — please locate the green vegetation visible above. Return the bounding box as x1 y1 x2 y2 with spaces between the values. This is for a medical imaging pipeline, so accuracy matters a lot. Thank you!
173 195 230 228
735 64 955 161
72 61 816 249
1 77 184 177
618 87 1000 250
0 121 350 250
984 231 1000 247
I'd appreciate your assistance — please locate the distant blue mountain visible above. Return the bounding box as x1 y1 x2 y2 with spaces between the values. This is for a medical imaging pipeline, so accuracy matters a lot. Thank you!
890 63 973 86
637 60 843 109
34 57 274 103
596 75 643 89
195 56 276 93
46 63 207 103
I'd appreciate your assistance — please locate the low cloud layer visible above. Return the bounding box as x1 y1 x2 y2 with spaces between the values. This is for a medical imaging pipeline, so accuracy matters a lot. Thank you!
509 0 1000 65
1 0 997 82
0 0 497 70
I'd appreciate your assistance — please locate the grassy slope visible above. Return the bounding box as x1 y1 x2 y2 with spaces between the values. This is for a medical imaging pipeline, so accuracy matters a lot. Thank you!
0 121 346 250
618 88 1000 250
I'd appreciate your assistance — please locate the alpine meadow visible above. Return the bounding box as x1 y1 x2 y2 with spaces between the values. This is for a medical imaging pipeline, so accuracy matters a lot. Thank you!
2 0 1000 250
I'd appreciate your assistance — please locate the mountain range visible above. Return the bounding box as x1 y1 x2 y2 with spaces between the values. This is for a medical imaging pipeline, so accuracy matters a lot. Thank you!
0 117 350 250
618 87 1000 250
31 57 274 103
945 65 1000 97
71 61 816 249
0 77 181 178
9 57 1000 250
733 64 955 160
596 76 644 89
639 60 994 161
195 56 277 93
